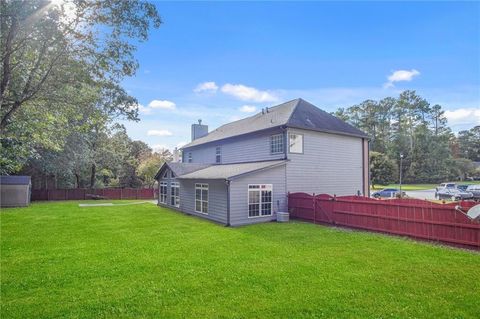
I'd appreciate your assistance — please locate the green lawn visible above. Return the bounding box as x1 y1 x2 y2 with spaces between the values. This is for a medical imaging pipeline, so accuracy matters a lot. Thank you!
1 201 479 318
372 181 480 191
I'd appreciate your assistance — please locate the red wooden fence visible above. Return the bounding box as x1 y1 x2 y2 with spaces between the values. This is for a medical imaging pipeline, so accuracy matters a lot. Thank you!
31 188 155 201
288 193 480 250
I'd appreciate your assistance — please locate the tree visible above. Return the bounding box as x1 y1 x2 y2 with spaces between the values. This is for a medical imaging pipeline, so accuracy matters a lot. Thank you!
1 0 161 174
457 126 480 161
369 152 396 187
137 150 172 187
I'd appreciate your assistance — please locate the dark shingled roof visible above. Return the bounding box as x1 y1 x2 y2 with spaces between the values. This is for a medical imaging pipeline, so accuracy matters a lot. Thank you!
0 176 31 185
154 162 211 179
182 98 368 149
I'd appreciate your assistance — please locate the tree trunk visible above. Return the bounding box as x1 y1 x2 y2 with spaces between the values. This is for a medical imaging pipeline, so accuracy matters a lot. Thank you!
90 163 96 188
75 173 81 189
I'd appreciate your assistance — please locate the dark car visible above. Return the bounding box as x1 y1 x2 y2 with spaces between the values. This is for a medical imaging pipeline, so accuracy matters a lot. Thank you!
372 188 405 199
436 188 473 201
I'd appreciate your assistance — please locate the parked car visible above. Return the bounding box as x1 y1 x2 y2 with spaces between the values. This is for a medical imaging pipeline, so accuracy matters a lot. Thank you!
457 184 469 191
436 188 473 201
466 184 480 200
372 188 405 198
435 182 456 192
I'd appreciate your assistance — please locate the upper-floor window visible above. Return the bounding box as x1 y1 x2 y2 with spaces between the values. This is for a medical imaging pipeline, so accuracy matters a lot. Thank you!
270 134 284 154
195 183 208 214
248 184 273 217
187 152 192 163
289 133 303 154
163 170 169 179
215 146 221 163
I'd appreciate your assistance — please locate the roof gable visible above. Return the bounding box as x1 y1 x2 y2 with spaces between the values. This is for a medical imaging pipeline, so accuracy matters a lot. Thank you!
287 99 368 138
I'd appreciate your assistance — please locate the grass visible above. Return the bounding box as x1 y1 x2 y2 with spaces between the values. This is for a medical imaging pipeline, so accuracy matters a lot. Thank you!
371 181 480 191
1 201 479 318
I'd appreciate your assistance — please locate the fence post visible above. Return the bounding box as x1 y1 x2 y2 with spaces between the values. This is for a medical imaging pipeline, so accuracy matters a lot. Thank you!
313 193 316 224
136 188 139 200
120 188 123 200
65 189 68 200
47 189 50 201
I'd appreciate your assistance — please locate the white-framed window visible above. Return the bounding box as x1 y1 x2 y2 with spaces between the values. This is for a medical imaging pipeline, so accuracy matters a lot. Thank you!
289 133 303 154
215 146 221 163
170 182 180 207
188 152 192 163
248 184 273 218
195 183 208 214
159 182 168 204
270 134 284 154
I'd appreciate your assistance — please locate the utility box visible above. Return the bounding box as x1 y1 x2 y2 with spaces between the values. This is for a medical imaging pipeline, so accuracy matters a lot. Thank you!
0 176 32 208
277 212 289 222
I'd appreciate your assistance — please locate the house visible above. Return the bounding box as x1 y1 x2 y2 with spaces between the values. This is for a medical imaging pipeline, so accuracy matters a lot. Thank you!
0 176 32 207
155 98 369 226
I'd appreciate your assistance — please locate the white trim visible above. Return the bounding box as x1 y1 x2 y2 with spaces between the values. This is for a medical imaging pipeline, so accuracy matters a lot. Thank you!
270 134 284 154
288 132 304 154
215 146 222 164
195 183 209 214
247 184 273 218
170 182 180 207
159 181 168 204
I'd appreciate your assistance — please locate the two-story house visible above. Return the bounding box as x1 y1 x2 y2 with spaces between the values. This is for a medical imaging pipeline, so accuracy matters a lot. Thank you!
155 98 369 226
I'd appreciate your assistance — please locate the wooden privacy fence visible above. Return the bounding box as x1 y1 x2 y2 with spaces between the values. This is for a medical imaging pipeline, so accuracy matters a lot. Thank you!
288 193 480 249
31 188 155 201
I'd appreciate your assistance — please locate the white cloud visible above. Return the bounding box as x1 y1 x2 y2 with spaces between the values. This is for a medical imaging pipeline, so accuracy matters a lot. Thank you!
148 100 176 110
137 104 152 114
221 83 278 102
194 81 218 93
239 105 257 113
147 129 173 137
176 141 187 149
152 144 169 152
445 108 480 126
384 69 420 88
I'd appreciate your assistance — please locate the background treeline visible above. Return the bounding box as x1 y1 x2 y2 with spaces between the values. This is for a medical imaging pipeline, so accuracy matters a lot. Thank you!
335 90 480 185
1 1 163 189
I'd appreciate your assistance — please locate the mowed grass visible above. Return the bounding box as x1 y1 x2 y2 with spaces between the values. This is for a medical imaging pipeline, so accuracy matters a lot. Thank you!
1 201 479 318
372 181 480 191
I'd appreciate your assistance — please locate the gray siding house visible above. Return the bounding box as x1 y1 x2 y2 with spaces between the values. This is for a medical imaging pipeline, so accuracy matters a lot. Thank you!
155 98 369 226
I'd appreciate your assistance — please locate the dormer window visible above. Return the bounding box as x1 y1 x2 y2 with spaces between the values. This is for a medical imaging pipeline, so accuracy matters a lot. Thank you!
270 134 284 154
215 146 221 163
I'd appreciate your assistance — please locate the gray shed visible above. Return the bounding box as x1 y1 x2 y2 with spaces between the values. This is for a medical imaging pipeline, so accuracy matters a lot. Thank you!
0 176 32 207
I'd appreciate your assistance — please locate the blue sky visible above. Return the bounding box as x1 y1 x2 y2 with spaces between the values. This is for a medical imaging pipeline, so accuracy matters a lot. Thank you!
120 1 480 151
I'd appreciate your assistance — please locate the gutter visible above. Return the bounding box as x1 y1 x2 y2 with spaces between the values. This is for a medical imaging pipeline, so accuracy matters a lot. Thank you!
226 180 231 226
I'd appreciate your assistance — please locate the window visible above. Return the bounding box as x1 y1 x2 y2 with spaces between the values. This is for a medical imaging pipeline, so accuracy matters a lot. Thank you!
248 184 273 217
163 170 169 179
215 146 221 163
270 134 284 154
170 182 180 207
159 182 168 204
289 133 303 153
188 152 192 163
195 183 208 214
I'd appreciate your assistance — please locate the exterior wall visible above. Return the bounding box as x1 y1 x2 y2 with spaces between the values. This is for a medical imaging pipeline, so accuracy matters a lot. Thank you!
286 128 363 196
182 128 286 164
0 185 30 207
229 165 287 226
178 179 228 224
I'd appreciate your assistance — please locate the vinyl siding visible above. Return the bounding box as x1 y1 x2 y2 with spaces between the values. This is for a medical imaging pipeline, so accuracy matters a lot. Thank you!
182 128 286 164
178 179 228 224
286 128 363 196
229 165 287 226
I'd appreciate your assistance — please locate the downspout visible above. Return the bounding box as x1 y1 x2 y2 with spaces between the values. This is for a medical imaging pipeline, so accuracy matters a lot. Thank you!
226 179 231 226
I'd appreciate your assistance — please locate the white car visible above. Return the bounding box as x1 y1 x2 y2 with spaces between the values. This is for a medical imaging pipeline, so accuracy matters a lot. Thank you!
435 182 456 192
